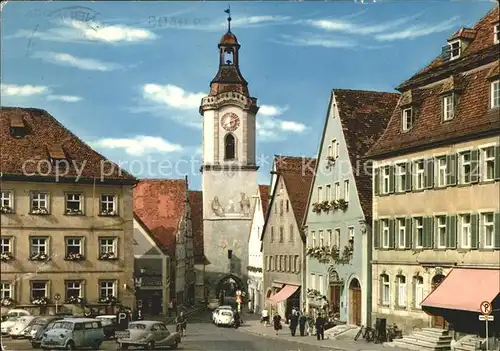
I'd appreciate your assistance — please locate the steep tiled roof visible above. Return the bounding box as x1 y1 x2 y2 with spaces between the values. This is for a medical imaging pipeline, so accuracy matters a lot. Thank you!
258 184 270 217
134 213 169 256
282 170 316 233
133 179 187 258
334 89 400 218
189 190 204 264
0 107 135 183
399 7 499 89
274 155 317 175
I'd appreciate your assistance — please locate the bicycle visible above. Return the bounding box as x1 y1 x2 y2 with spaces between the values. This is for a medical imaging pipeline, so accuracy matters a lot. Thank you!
386 323 402 342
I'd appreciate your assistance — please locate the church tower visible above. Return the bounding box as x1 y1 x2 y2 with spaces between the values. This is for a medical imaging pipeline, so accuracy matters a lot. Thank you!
200 9 259 300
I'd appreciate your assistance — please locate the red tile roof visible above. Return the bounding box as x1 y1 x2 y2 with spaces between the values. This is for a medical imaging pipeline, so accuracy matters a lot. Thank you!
258 184 270 217
274 155 317 176
0 107 135 184
333 89 399 218
282 170 316 233
188 190 205 264
133 179 187 258
134 213 169 256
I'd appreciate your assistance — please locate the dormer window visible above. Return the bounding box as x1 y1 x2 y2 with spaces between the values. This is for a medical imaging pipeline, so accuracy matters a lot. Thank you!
402 108 413 131
9 115 26 138
491 80 500 109
449 40 461 60
443 94 455 121
47 145 67 166
494 23 499 44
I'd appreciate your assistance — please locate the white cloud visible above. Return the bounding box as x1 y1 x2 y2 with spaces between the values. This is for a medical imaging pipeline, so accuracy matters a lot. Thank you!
91 135 183 156
10 20 157 44
0 83 49 96
259 105 288 117
47 95 83 102
142 84 205 110
32 51 123 71
275 34 357 48
257 116 307 142
375 17 459 41
154 15 291 31
280 121 307 133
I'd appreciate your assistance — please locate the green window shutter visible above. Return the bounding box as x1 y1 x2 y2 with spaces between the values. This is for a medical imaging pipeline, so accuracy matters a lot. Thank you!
425 159 434 189
389 166 395 194
495 146 500 180
494 213 500 249
470 213 479 249
425 217 434 249
405 217 412 249
470 149 480 183
374 168 380 196
405 162 412 192
388 219 395 249
447 215 457 249
447 154 457 186
373 220 380 249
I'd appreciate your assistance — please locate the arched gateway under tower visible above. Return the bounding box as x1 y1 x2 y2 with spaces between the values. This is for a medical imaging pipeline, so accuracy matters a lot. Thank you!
200 9 260 300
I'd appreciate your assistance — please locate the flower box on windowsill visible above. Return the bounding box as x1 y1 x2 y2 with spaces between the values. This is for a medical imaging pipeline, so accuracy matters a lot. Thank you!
31 207 49 215
0 252 14 262
0 206 13 214
29 253 49 261
99 210 117 217
326 156 336 169
32 297 49 306
66 296 86 305
1 297 14 307
65 209 83 215
65 253 85 261
99 295 119 304
99 252 118 260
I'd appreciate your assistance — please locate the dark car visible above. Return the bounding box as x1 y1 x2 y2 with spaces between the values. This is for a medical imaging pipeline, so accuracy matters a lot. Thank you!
30 316 63 348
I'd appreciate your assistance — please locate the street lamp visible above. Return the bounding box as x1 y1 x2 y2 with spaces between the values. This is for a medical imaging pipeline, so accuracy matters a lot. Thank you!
134 268 146 320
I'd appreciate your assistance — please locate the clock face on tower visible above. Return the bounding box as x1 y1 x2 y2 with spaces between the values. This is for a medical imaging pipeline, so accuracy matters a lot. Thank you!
221 112 240 132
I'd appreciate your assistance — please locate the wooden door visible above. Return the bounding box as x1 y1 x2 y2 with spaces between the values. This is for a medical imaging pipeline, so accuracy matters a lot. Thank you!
351 288 362 326
329 285 341 313
431 275 448 329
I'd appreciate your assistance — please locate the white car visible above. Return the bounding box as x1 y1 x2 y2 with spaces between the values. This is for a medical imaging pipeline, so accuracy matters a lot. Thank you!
212 306 233 323
215 310 235 327
9 315 37 338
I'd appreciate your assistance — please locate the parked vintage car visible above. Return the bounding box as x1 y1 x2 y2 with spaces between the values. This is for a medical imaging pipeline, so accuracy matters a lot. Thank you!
1 309 31 336
29 316 64 347
9 315 37 338
95 315 117 339
212 306 233 323
215 309 235 327
40 318 104 350
117 321 181 349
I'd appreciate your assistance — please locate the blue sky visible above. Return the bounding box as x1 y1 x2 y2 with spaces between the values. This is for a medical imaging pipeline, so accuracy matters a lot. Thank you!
1 1 495 189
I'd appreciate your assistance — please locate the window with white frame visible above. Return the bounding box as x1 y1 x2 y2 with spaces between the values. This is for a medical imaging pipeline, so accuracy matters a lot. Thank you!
31 192 48 213
334 229 340 247
328 145 333 158
0 191 13 211
459 151 472 184
395 164 406 192
310 274 316 291
414 218 424 248
381 219 390 248
325 185 331 201
436 157 447 187
495 23 500 44
397 218 406 248
397 275 407 307
30 238 48 256
327 229 332 247
381 166 390 194
381 274 390 306
318 275 324 295
460 214 472 248
414 160 425 190
99 237 117 258
30 281 47 299
319 230 324 247
0 238 12 253
344 180 349 200
413 276 424 308
335 141 340 159
65 193 83 214
0 282 12 299
334 182 340 200
482 147 496 182
449 40 461 60
491 80 499 109
66 238 83 256
436 216 447 249
99 280 116 299
348 227 354 241
402 108 413 131
443 94 455 121
332 140 337 158
317 186 323 202
100 194 117 215
311 231 316 248
482 212 495 249
65 281 82 299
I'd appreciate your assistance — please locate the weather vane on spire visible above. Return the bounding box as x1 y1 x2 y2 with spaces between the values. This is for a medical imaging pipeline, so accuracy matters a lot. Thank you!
224 5 231 32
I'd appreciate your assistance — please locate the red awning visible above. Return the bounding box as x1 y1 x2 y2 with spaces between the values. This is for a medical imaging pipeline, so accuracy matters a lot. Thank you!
268 285 299 304
421 268 500 312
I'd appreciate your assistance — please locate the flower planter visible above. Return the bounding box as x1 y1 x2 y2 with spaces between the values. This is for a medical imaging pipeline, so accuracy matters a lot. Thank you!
30 253 49 261
100 210 117 216
65 209 83 215
0 252 14 262
32 297 49 305
1 298 14 307
0 206 13 214
65 253 85 261
99 252 117 260
99 295 119 304
31 208 49 215
66 296 86 305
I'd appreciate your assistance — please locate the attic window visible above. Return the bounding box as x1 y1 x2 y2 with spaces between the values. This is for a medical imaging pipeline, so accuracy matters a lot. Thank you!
47 145 67 164
449 40 461 60
402 108 413 132
494 24 500 44
9 115 26 138
443 94 455 121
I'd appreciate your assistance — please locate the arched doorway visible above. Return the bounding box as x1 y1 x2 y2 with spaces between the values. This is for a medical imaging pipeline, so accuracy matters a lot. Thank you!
349 278 362 326
216 274 244 307
431 274 448 329
328 268 343 316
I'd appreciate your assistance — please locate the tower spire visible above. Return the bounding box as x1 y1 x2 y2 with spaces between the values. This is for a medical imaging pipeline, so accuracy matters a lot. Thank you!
224 5 231 32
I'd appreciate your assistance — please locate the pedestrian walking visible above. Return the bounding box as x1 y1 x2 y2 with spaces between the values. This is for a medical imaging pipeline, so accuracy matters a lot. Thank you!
289 310 298 336
168 301 173 317
315 313 326 340
261 308 269 326
273 313 282 335
298 313 307 336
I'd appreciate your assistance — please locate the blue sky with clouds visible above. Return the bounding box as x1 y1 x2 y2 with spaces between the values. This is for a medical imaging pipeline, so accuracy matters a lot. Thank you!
1 1 495 189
